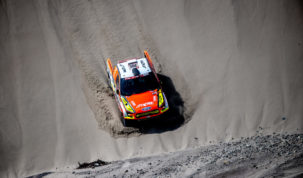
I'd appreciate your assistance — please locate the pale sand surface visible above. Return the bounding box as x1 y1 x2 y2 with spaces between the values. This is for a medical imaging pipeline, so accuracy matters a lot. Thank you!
42 134 303 178
0 0 302 177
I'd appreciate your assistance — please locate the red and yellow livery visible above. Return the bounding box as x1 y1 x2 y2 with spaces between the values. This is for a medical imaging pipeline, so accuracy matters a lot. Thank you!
106 51 169 126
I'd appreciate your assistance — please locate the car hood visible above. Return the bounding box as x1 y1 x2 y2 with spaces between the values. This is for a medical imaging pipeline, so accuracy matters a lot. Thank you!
125 89 158 113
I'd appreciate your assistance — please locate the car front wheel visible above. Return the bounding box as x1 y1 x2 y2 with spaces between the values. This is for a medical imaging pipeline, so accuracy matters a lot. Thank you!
122 117 131 127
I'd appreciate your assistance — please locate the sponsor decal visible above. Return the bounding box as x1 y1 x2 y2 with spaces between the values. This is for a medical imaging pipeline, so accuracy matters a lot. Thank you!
131 101 136 106
142 107 151 111
136 101 153 108
128 61 138 68
140 60 146 68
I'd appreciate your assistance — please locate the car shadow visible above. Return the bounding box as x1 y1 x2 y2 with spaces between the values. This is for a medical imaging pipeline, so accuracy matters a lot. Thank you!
128 74 185 134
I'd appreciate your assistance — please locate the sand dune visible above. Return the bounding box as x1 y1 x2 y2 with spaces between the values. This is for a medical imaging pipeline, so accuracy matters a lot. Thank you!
0 0 302 177
43 134 303 178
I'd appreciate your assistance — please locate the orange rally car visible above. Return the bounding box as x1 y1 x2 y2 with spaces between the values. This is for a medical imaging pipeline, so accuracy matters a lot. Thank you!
106 51 169 126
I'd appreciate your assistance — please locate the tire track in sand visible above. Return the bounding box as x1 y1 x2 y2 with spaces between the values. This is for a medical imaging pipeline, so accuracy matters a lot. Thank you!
48 0 194 137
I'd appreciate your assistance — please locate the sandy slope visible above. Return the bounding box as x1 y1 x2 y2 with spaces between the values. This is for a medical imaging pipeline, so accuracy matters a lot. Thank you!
41 134 303 178
0 0 302 177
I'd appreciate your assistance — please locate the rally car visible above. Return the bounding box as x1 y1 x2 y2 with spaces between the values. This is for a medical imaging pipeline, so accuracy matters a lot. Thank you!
106 51 169 126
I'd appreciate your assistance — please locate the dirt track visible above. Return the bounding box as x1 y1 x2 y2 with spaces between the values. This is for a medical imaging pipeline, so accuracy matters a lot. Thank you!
0 0 303 177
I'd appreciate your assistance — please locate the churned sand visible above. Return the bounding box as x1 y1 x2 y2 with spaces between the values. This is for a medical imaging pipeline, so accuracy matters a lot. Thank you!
0 0 302 177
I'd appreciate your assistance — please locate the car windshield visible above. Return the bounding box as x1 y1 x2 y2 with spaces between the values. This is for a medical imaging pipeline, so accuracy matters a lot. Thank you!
120 72 160 96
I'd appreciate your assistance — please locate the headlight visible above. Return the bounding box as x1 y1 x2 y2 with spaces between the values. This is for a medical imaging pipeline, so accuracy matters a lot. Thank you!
121 96 135 113
158 89 164 107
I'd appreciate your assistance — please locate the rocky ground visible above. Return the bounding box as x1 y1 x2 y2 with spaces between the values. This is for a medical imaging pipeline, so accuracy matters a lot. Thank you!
36 133 303 178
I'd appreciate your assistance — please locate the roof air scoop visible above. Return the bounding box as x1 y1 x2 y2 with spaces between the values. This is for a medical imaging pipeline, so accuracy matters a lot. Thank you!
132 68 140 76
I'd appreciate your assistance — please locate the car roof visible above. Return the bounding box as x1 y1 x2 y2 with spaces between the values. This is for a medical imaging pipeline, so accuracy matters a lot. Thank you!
117 58 152 79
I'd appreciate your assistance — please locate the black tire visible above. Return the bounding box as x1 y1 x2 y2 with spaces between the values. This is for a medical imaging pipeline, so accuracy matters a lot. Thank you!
121 118 127 126
121 117 130 127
